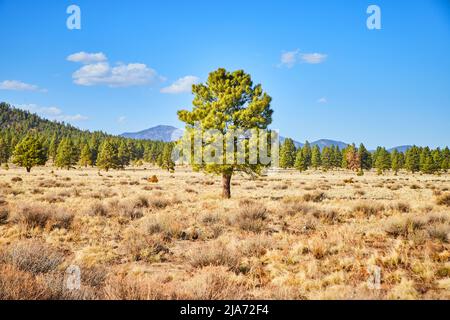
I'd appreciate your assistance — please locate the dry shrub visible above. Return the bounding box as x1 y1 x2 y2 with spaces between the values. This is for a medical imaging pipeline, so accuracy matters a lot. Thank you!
343 178 354 184
188 241 241 272
142 213 185 239
122 227 169 262
384 214 449 243
51 210 74 230
239 236 272 258
436 193 450 207
182 266 247 300
410 184 421 190
0 207 9 224
0 241 64 275
390 202 411 213
281 200 314 217
303 192 326 203
103 275 176 300
11 177 23 183
353 202 385 217
312 208 340 224
13 204 51 229
40 194 65 203
87 201 108 217
149 196 172 210
0 264 48 300
235 201 268 233
147 175 159 183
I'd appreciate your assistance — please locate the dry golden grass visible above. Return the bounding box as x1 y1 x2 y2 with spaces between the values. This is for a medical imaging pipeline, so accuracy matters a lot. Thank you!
0 165 449 300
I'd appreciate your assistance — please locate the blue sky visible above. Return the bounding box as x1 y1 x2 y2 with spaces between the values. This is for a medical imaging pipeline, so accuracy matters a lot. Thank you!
0 0 449 149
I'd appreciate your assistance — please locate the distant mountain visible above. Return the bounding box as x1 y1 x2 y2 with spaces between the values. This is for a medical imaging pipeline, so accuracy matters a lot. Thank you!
121 125 184 142
121 125 413 153
310 139 348 151
388 145 412 153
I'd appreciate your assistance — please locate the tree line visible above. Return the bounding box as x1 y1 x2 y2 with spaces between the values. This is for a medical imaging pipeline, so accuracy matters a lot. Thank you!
280 139 449 175
0 102 174 172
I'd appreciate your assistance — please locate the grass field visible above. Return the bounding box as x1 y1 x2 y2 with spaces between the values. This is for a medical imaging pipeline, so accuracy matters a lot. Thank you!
0 165 449 300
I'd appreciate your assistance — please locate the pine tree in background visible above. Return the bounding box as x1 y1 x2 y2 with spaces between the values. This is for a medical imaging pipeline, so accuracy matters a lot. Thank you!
375 147 391 174
358 143 372 171
97 139 120 172
302 141 312 169
311 145 321 169
0 136 10 165
294 148 307 172
321 147 333 170
333 146 343 168
55 137 79 170
280 138 296 169
159 143 175 172
48 133 58 162
405 146 421 173
12 133 47 172
79 144 93 167
420 147 432 172
442 147 450 171
391 149 401 174
118 140 130 169
345 144 360 171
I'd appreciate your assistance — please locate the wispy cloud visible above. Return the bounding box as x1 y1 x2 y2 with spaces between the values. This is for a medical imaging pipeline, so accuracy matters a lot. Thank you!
279 50 327 68
117 116 126 124
67 52 164 87
160 75 199 94
16 104 88 122
317 97 328 104
0 80 47 92
301 53 328 64
67 52 107 64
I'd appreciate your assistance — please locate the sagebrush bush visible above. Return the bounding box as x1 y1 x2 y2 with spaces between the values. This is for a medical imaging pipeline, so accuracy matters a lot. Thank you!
0 241 64 275
303 192 326 203
0 207 9 224
436 193 450 207
188 241 241 272
235 201 268 233
13 204 51 229
353 202 385 216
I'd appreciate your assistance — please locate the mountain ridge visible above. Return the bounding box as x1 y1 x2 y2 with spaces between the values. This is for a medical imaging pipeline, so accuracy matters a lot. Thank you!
120 125 412 152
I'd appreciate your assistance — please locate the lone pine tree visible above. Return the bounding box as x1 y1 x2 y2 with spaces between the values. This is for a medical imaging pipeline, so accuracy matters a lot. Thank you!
177 68 273 199
12 133 47 172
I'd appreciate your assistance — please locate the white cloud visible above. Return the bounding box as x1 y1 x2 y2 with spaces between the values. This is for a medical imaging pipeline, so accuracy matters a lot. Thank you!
117 116 126 124
67 52 107 64
68 52 163 87
279 50 327 67
280 50 300 68
17 104 88 122
300 53 328 64
0 80 47 92
317 97 328 104
160 75 199 94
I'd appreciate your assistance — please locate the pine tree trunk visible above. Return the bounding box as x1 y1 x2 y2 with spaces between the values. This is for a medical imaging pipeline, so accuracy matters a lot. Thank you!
222 173 232 199
26 167 31 173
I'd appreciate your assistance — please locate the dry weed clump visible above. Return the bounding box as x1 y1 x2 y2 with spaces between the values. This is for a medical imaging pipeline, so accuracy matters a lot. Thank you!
188 240 241 272
352 202 386 217
385 214 449 243
12 204 51 229
234 200 268 233
0 207 9 224
121 228 169 262
182 266 248 300
0 241 64 275
303 192 326 203
436 193 450 207
0 264 49 300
